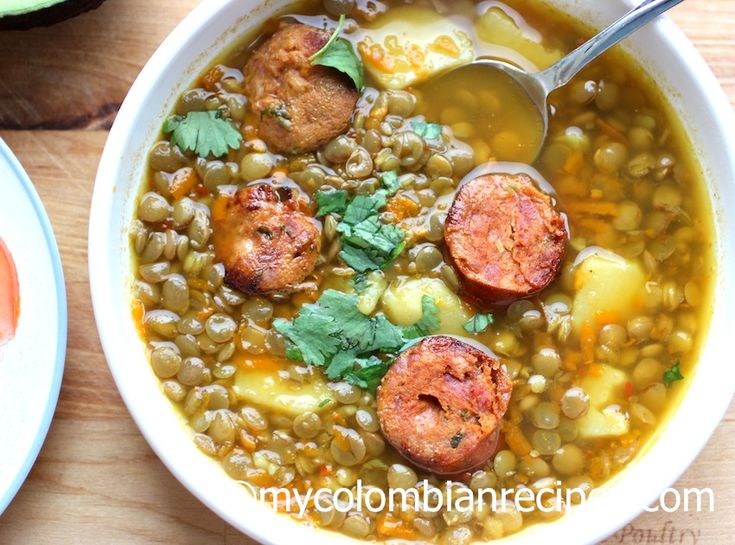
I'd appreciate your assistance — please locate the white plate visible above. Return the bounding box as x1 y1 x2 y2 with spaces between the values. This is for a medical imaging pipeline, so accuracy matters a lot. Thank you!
0 137 66 514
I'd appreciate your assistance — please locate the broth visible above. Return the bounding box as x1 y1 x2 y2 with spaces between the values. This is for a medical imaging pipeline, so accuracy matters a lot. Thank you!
129 0 715 542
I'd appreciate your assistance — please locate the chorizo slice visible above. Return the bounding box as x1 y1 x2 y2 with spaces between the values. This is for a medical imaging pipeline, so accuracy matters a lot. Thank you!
244 23 359 154
377 336 512 475
445 173 567 305
213 184 321 294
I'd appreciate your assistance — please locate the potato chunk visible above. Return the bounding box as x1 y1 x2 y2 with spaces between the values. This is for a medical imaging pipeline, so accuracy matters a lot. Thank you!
234 369 335 416
381 277 470 336
580 364 628 409
475 7 564 70
357 6 473 89
578 405 630 439
572 251 646 335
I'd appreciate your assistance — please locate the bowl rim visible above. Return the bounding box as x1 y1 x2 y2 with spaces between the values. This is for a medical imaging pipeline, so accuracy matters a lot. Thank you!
89 1 735 544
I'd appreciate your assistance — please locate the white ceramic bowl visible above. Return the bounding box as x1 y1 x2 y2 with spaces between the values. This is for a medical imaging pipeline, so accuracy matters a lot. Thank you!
89 1 735 543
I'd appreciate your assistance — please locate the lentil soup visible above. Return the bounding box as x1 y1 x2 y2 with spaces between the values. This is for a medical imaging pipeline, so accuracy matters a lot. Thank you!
129 0 715 542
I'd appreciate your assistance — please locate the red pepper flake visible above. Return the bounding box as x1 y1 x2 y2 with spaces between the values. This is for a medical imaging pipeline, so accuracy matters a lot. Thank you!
319 464 333 477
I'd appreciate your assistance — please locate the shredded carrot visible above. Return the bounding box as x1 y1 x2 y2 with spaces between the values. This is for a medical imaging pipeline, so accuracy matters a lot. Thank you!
566 200 620 216
581 323 596 364
576 216 614 235
624 381 634 398
200 65 224 92
595 117 626 141
502 421 532 456
130 299 146 337
563 150 585 175
234 352 285 372
377 514 417 540
170 167 198 200
318 465 334 477
385 194 420 221
211 193 231 223
595 309 620 327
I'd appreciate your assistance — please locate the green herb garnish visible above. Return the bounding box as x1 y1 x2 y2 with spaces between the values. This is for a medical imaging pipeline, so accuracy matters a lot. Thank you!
450 432 464 449
310 15 365 90
463 313 495 334
163 110 242 158
403 296 441 340
318 399 332 408
381 171 400 195
411 119 444 141
262 102 293 129
316 189 406 273
316 190 349 217
273 289 439 392
663 361 684 387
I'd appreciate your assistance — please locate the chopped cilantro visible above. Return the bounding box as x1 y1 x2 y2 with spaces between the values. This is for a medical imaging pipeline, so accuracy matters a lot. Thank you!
351 273 369 293
316 190 348 217
450 432 464 449
403 295 441 340
310 15 365 90
262 102 293 129
163 110 242 158
315 188 405 273
273 289 439 392
663 361 684 387
463 313 495 334
411 119 444 141
381 170 400 195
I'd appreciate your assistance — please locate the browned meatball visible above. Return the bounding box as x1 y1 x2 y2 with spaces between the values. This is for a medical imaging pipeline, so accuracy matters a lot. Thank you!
212 184 321 294
244 23 359 154
445 173 568 306
377 336 512 475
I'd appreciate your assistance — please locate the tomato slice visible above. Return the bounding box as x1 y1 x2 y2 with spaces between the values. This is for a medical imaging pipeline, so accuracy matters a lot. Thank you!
0 237 19 345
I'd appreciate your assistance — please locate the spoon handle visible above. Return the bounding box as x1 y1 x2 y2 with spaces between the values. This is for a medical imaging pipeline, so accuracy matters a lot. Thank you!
537 0 685 92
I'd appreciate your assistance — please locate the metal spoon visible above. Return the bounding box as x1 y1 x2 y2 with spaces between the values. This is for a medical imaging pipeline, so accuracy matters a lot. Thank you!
453 0 685 161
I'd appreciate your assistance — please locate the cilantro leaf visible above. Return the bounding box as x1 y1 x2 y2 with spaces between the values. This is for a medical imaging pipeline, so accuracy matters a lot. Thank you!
663 361 684 387
344 356 393 393
316 190 348 217
320 189 404 273
351 273 369 293
163 110 242 158
403 295 441 340
342 192 388 225
310 15 365 90
274 289 438 392
381 171 400 195
411 119 444 141
463 313 495 334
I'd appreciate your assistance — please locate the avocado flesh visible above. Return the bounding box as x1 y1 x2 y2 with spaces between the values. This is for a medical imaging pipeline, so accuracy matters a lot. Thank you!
1 0 67 17
0 0 105 30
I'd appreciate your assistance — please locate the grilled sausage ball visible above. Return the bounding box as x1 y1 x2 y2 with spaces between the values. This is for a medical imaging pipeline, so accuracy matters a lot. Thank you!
212 184 321 294
445 173 568 306
243 23 359 154
377 336 512 475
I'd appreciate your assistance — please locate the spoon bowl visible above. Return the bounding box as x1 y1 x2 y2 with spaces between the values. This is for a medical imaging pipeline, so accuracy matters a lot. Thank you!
446 0 685 162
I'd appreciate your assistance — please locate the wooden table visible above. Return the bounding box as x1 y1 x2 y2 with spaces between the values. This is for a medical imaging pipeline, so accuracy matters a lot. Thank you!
0 1 732 543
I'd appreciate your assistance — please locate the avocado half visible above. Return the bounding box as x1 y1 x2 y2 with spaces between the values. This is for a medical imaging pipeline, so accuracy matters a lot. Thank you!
0 0 106 30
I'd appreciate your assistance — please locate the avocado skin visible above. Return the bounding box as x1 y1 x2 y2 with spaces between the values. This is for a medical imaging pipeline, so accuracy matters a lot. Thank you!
0 0 106 30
